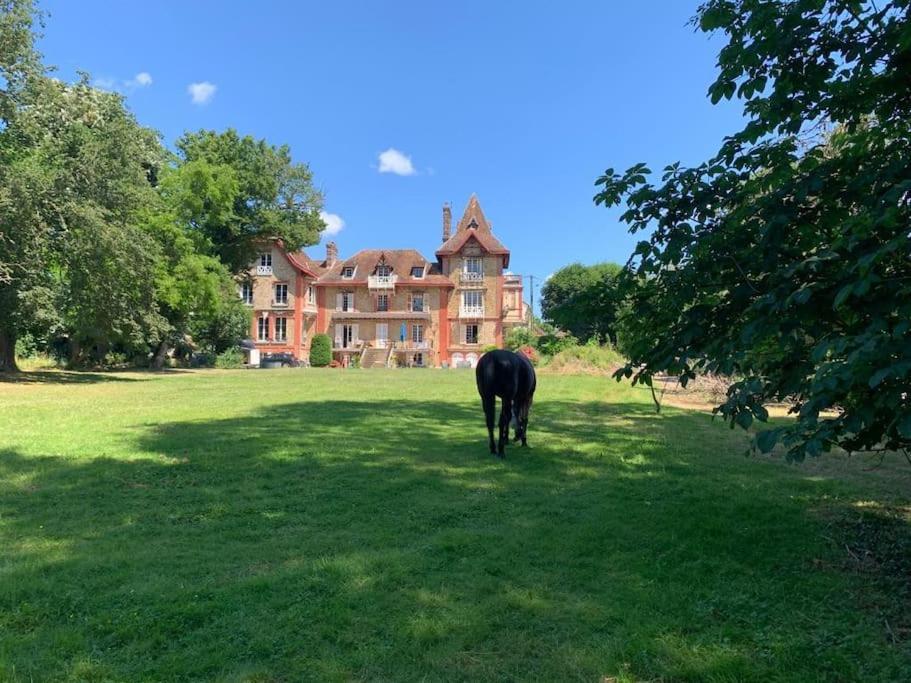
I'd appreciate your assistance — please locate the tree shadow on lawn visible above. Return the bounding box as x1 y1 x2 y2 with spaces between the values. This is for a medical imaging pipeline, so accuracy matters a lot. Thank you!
1 399 909 681
0 369 186 385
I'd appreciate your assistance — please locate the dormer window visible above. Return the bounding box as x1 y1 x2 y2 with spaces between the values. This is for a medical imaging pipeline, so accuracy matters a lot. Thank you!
341 266 355 278
260 254 272 267
410 266 424 278
376 264 392 277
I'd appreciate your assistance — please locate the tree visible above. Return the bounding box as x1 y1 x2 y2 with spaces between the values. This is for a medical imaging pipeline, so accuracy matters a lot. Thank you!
309 334 331 367
0 1 168 370
174 129 325 274
540 262 623 343
595 0 911 460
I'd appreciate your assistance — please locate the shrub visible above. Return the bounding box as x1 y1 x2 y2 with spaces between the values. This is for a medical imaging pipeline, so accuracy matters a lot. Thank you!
505 327 536 351
309 334 332 367
517 345 539 365
482 344 499 353
215 348 245 369
537 332 577 357
541 342 624 375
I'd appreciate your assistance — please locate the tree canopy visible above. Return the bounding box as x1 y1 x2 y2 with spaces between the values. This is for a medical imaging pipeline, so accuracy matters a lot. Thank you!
595 0 911 460
540 262 624 343
174 129 325 274
0 0 324 370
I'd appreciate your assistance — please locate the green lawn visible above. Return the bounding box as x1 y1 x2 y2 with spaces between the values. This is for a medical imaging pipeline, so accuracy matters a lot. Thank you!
1 369 909 682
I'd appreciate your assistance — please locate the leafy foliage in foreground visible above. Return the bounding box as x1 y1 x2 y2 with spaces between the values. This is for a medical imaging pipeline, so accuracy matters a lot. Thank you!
595 0 911 460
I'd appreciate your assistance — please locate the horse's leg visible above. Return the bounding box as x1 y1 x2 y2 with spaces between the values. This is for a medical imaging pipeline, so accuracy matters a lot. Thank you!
498 398 512 457
482 393 497 455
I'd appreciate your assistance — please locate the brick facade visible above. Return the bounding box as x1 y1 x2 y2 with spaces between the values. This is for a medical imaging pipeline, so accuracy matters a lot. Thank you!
242 195 525 368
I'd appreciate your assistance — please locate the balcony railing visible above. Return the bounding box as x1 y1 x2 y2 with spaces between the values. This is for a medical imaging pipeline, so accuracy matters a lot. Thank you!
368 274 398 289
271 299 289 308
460 271 484 284
459 305 485 318
504 274 522 285
256 265 273 276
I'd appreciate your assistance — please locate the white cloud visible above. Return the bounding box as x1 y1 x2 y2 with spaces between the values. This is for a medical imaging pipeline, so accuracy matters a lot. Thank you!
94 72 153 92
320 211 345 236
92 77 116 91
130 72 152 87
188 81 217 105
378 148 416 176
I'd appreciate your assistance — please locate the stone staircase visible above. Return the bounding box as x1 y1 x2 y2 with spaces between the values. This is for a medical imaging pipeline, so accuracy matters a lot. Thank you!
360 346 389 368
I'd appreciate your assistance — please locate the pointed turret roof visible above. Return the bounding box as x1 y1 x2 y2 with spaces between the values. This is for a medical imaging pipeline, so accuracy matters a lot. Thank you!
436 194 510 266
455 193 492 233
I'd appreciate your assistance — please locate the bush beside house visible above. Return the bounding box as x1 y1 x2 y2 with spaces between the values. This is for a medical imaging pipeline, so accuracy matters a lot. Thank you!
309 334 332 367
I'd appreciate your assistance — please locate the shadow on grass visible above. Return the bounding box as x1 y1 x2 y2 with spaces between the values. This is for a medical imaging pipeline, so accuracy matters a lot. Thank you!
1 399 908 681
0 368 197 385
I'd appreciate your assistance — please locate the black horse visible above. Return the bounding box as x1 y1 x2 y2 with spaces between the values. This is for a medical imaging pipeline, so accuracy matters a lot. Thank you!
475 349 537 457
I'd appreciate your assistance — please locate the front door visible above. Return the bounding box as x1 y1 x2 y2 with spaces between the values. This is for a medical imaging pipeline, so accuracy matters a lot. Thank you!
376 323 389 348
340 324 355 348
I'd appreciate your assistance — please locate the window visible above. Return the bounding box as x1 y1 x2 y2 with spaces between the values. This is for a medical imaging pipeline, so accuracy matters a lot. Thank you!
412 323 424 344
342 266 355 278
240 282 253 305
410 266 424 278
465 324 479 345
257 317 269 341
413 352 424 367
308 285 315 304
376 293 389 312
376 264 392 276
462 290 483 308
342 291 353 311
464 257 482 275
275 317 287 342
274 283 288 304
260 254 272 267
411 293 424 312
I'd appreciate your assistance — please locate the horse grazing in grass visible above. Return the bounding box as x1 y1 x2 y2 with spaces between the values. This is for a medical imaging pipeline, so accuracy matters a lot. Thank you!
475 349 537 457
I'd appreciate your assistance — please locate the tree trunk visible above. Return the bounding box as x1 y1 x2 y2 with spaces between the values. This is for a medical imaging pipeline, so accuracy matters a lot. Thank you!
152 340 170 370
0 327 19 373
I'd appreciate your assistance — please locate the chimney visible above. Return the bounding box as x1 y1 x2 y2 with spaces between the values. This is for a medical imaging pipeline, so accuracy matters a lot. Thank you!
442 202 452 243
326 241 338 266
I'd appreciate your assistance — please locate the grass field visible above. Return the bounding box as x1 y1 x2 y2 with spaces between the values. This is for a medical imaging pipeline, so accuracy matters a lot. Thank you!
1 368 909 682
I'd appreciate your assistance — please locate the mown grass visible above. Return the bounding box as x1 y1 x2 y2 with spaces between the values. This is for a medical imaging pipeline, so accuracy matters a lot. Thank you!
1 368 909 682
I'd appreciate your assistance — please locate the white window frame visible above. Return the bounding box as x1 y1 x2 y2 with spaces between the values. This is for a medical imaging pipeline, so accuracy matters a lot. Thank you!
410 265 425 279
257 316 269 341
308 285 315 304
465 323 479 345
274 283 288 305
376 293 389 312
275 317 288 342
412 323 424 344
341 266 355 278
376 264 392 277
342 291 354 312
411 292 425 313
240 282 253 305
462 290 483 308
464 257 483 275
260 253 272 267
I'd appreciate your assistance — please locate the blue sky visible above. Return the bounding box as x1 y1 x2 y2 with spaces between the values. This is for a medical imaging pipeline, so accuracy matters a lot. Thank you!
38 1 744 309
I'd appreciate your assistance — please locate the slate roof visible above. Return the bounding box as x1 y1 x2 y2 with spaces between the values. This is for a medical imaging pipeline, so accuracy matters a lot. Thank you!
316 249 452 287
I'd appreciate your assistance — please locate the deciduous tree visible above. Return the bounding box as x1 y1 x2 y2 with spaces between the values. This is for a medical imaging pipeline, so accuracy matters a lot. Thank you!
595 0 911 460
